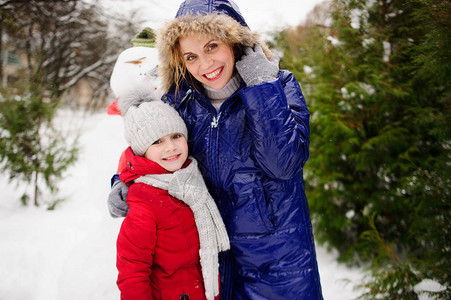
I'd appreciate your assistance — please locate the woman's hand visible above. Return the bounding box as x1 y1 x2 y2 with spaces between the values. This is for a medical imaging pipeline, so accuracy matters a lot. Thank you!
235 44 279 86
108 179 130 217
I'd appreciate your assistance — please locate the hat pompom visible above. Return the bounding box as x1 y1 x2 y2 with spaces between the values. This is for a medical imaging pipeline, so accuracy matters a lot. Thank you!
117 85 161 116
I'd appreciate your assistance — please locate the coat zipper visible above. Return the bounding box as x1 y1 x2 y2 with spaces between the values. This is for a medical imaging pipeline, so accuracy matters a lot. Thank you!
209 111 233 299
210 112 221 128
205 86 243 299
209 111 221 204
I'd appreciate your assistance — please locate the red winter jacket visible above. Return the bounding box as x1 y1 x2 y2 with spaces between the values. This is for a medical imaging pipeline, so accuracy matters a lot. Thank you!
117 147 206 300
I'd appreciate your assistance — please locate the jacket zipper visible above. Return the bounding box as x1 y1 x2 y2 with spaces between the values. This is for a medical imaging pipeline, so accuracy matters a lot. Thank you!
205 85 243 299
210 112 221 128
209 111 221 204
209 111 233 299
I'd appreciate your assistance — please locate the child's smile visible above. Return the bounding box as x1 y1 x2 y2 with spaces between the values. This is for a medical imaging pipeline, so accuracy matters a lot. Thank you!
145 133 188 172
163 153 182 161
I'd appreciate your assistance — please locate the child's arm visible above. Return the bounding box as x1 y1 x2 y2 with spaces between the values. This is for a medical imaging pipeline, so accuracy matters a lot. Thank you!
236 46 310 180
116 189 157 299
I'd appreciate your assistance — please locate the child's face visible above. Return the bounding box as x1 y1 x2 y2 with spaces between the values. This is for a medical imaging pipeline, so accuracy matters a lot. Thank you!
144 133 188 172
179 35 235 90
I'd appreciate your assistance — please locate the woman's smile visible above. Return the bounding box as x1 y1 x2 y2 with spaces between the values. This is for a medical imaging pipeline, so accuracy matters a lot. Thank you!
203 67 224 80
180 35 235 90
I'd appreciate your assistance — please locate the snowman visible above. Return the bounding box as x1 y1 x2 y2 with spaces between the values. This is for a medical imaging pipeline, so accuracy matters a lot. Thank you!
107 28 163 115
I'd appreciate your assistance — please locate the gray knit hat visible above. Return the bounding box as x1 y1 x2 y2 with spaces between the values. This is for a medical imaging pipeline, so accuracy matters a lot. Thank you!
118 90 188 157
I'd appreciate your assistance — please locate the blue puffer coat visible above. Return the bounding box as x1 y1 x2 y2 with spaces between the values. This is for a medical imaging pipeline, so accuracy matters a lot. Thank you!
159 1 323 299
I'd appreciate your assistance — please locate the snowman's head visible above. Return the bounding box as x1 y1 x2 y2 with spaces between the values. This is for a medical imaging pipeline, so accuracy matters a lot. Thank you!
110 47 164 102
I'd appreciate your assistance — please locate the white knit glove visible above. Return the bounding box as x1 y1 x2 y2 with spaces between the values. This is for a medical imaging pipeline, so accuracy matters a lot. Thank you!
235 44 280 86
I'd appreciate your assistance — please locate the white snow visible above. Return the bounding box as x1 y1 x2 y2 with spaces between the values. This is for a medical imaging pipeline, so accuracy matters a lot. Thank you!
0 109 364 299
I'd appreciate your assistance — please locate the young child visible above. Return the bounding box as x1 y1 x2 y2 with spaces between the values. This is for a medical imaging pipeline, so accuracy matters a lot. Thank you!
109 0 323 299
112 48 229 300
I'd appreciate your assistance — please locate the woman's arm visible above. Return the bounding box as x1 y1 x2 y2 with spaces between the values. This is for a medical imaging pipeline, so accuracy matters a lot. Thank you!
239 70 310 180
107 149 129 218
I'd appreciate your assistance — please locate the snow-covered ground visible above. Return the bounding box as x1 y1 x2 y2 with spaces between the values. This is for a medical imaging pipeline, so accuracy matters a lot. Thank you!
0 110 364 299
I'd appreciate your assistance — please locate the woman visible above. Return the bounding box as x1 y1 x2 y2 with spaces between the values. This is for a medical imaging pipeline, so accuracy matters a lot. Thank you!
109 0 323 298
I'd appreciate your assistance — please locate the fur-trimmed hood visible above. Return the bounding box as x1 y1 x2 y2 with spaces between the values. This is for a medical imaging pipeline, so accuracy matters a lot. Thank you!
156 0 273 92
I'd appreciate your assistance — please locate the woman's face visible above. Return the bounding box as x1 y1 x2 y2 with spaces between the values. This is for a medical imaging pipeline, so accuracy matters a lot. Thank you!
179 35 235 90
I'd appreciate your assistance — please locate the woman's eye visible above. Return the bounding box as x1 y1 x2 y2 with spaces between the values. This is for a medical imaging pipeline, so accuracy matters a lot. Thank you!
152 140 162 145
172 134 181 139
207 43 218 51
186 55 196 61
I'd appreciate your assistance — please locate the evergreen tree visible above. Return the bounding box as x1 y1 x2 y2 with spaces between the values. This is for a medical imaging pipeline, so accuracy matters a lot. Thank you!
0 87 78 207
0 0 145 208
275 0 450 298
0 0 103 207
0 1 146 207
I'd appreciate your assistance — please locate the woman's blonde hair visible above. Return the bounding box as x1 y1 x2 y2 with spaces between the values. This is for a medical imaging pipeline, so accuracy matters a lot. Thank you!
157 13 273 93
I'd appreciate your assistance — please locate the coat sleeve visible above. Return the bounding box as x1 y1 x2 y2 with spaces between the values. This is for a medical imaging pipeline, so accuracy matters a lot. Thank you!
239 70 310 180
116 186 157 300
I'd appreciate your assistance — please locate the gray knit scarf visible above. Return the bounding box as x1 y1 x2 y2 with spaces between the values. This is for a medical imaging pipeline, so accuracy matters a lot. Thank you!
134 157 230 300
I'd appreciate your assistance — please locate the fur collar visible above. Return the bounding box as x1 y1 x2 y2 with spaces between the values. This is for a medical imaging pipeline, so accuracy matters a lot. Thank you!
156 13 273 91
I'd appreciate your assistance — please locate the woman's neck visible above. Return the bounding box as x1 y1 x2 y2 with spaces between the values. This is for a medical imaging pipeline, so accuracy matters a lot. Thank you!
203 74 241 110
